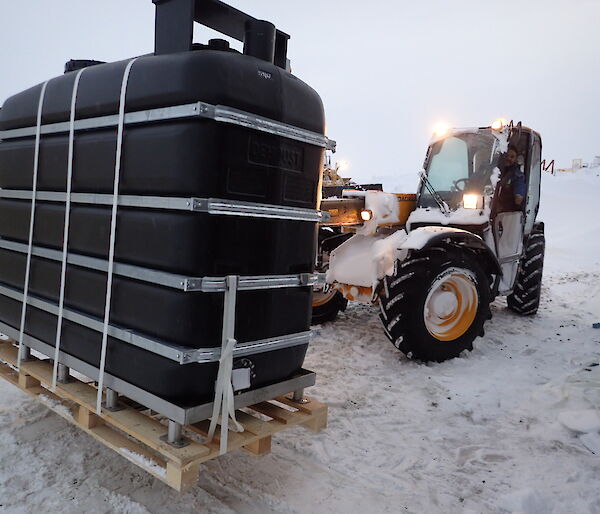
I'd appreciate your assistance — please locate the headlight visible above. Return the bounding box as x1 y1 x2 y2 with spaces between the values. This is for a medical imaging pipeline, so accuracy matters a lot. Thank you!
491 118 507 130
337 160 350 172
360 209 373 221
432 122 449 137
463 194 481 209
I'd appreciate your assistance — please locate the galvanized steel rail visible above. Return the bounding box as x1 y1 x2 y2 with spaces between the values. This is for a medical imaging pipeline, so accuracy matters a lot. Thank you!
0 101 336 152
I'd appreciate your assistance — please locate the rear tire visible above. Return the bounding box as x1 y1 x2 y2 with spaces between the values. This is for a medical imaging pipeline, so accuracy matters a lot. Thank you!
311 289 348 325
507 231 545 315
379 247 491 362
311 227 351 325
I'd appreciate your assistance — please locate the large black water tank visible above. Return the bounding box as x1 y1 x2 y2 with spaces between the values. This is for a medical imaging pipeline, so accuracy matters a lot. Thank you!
0 7 327 405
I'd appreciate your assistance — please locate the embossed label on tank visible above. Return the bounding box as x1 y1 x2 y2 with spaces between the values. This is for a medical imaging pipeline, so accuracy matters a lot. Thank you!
249 137 304 172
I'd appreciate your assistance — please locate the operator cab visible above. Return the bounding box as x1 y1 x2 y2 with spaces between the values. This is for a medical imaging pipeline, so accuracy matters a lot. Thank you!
411 120 542 294
417 128 499 216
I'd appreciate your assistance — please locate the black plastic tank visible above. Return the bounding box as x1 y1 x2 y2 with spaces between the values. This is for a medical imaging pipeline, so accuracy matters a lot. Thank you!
0 0 328 406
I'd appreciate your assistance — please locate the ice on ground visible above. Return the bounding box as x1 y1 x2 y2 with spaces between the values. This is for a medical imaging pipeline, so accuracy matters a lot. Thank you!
120 448 167 479
579 432 600 455
558 409 600 433
38 393 73 419
497 488 552 514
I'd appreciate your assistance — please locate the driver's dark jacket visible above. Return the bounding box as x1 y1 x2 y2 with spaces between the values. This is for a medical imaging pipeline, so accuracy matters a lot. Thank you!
497 163 526 212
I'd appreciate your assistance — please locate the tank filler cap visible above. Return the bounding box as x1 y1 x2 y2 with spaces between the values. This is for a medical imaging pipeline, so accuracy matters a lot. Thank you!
208 38 231 50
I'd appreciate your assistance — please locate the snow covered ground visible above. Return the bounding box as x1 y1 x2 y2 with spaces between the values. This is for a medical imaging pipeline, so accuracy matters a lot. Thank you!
0 170 599 513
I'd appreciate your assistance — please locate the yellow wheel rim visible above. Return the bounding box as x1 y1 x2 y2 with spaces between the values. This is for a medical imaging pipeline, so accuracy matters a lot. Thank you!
424 268 479 341
312 289 337 307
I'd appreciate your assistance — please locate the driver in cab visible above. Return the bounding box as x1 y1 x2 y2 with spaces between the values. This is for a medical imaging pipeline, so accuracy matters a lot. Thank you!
497 146 526 212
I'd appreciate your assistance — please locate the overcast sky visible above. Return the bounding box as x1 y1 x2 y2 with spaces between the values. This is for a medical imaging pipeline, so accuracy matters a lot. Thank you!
1 0 599 189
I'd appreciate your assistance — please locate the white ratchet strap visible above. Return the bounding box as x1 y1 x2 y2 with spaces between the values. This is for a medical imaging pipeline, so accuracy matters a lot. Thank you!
51 67 87 390
206 276 243 454
96 58 138 414
17 80 49 369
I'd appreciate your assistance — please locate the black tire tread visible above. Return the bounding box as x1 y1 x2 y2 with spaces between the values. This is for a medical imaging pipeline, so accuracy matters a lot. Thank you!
311 291 348 325
507 231 545 315
379 246 491 362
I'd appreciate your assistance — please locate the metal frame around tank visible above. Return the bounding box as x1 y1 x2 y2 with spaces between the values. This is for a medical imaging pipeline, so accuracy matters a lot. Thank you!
0 99 332 364
0 96 333 440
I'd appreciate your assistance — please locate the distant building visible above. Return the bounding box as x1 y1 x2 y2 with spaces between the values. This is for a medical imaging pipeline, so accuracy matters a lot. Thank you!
558 158 584 173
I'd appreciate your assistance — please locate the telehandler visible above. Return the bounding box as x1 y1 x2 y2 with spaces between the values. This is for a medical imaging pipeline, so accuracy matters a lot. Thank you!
316 120 545 362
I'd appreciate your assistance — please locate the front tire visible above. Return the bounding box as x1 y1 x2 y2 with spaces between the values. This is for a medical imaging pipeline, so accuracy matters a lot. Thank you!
507 230 545 315
379 247 491 362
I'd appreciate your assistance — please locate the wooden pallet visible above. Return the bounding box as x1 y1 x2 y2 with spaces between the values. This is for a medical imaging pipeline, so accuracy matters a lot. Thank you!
0 341 327 492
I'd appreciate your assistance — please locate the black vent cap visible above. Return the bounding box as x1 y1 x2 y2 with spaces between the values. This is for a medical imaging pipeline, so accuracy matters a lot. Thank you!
64 59 106 74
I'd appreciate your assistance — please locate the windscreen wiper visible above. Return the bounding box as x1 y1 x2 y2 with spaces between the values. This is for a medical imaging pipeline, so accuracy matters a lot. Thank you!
419 170 450 216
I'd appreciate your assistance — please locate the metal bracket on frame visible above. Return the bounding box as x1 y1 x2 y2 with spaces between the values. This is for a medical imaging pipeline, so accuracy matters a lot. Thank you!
185 273 326 292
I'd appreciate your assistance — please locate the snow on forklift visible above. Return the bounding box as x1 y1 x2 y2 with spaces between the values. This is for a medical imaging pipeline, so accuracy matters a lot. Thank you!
318 120 545 362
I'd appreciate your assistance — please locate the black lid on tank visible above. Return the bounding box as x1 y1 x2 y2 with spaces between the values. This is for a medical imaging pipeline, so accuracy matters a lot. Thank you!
208 38 230 50
152 0 290 68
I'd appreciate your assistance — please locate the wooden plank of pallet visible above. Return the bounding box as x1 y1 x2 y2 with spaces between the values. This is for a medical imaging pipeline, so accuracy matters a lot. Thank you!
276 395 328 432
18 372 40 390
242 435 272 455
249 401 307 424
188 418 273 457
187 398 326 459
234 410 278 437
166 460 202 492
78 405 101 429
